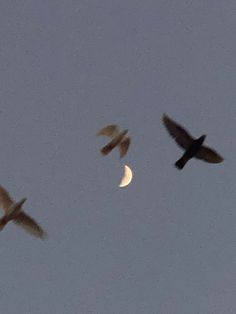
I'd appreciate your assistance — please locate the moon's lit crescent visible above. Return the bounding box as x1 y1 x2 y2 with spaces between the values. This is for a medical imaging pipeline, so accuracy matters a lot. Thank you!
119 165 133 188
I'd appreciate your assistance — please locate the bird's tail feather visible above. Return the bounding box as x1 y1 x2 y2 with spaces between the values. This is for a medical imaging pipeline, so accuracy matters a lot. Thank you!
175 155 189 170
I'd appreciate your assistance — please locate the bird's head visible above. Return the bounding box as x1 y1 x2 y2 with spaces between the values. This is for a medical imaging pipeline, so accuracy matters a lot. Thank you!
198 135 206 145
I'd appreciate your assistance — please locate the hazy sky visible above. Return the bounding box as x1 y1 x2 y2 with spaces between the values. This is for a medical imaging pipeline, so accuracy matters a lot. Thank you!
0 1 236 313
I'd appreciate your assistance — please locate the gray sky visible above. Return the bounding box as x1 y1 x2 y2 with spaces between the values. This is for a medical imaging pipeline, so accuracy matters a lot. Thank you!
0 1 235 313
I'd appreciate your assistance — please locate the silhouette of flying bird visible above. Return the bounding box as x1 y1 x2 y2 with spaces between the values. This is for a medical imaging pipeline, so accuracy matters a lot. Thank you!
0 185 46 239
162 114 223 169
97 125 131 158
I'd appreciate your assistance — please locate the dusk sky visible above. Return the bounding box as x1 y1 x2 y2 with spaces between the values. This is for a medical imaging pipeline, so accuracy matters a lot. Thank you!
0 1 236 313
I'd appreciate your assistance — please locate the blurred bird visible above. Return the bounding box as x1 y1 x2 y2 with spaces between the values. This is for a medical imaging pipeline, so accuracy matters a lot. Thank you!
0 185 46 239
97 125 131 158
162 114 224 169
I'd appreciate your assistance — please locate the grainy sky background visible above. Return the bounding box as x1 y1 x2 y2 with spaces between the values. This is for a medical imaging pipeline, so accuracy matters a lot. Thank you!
0 1 235 313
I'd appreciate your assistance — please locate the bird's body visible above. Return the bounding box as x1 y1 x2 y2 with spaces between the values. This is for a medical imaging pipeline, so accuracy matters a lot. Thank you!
0 185 46 239
97 125 131 158
175 135 206 169
162 114 223 169
0 198 26 230
101 129 128 156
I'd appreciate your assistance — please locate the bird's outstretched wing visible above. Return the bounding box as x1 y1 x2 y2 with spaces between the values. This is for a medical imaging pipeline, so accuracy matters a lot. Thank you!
0 185 14 212
162 114 194 149
97 125 119 139
195 146 224 163
119 137 131 158
13 211 46 239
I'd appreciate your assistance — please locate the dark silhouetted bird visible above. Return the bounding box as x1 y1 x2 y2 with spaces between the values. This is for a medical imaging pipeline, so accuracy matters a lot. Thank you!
0 185 47 239
97 125 131 158
162 114 224 169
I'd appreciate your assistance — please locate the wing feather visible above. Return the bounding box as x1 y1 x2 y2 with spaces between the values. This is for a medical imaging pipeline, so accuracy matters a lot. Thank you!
119 137 131 158
13 211 46 239
195 146 224 163
0 185 14 212
97 125 119 139
162 114 194 149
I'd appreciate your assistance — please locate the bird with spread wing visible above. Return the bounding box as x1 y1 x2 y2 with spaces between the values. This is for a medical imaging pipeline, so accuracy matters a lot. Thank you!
163 114 224 169
97 124 131 158
0 185 46 239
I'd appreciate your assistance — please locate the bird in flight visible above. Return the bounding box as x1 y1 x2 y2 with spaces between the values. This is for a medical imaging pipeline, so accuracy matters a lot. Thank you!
97 124 131 158
0 185 46 239
162 114 224 169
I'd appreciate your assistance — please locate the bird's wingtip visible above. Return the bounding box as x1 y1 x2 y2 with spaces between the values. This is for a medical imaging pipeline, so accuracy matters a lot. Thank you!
162 113 170 124
40 231 48 240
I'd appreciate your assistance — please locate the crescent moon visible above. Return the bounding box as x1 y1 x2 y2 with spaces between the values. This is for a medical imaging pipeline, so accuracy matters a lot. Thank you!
119 165 133 188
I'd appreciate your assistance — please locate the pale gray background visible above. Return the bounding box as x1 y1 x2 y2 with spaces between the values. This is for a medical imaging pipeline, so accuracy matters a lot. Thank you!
0 1 235 313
